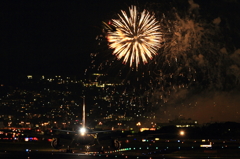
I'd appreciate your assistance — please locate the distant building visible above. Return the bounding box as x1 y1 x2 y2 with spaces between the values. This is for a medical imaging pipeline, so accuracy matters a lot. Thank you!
169 117 198 127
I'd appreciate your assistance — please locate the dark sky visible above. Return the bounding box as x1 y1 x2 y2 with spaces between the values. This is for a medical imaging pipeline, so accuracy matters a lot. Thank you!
1 0 131 75
1 0 240 75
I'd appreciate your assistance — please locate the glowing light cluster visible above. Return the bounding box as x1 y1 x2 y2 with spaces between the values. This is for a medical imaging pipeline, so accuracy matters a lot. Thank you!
108 5 163 68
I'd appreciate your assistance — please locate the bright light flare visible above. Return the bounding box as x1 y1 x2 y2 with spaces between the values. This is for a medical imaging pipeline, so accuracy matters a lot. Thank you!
108 5 163 68
179 130 185 136
80 127 87 136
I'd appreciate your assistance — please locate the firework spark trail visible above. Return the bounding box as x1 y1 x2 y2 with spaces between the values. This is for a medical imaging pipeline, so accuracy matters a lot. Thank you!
108 5 163 68
142 1 229 106
87 1 240 122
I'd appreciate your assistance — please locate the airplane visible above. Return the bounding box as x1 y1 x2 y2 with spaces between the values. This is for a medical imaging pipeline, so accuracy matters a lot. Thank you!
50 97 121 153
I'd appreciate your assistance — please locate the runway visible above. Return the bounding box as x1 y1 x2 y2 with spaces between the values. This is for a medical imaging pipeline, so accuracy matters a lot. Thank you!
0 150 167 159
1 151 105 159
2 149 240 159
1 138 240 159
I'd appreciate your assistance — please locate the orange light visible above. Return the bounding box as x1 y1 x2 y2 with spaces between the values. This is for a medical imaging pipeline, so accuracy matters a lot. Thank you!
180 130 185 136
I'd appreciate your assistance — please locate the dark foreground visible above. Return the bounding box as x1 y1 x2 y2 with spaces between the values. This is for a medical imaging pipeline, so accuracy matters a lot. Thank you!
1 139 240 159
1 149 240 159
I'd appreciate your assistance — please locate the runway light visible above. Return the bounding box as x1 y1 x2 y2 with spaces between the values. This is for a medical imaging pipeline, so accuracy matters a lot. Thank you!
179 130 185 136
200 145 212 148
25 137 29 142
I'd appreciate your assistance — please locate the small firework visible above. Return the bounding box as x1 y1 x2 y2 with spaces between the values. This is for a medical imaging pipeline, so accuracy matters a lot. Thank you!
107 5 163 68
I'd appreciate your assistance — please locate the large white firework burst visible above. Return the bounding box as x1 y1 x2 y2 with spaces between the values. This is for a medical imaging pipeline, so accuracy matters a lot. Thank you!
107 5 163 68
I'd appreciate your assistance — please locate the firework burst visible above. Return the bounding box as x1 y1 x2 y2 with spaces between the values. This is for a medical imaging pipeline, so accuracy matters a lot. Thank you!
107 5 163 68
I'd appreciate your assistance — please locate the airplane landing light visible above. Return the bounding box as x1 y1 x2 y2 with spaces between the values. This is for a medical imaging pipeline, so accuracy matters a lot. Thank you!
80 127 87 136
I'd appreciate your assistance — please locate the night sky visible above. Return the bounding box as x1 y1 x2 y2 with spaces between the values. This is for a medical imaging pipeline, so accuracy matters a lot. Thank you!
1 0 129 75
1 0 240 75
